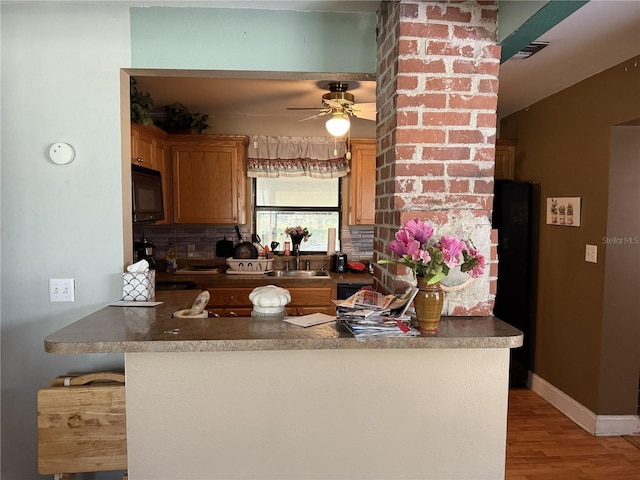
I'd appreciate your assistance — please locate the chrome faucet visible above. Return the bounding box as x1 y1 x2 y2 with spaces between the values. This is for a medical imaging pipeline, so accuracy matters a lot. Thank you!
294 244 301 271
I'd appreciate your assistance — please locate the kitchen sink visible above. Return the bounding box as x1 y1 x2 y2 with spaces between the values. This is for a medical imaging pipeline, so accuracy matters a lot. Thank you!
267 270 330 278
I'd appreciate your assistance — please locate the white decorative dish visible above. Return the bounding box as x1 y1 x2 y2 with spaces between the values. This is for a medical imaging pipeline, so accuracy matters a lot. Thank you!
226 257 273 272
226 269 273 275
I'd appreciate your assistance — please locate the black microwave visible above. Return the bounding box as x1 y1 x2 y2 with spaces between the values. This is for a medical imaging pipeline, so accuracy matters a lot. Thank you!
132 164 164 223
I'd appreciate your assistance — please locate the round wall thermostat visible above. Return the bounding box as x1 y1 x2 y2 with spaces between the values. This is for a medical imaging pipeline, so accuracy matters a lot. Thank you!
48 142 75 165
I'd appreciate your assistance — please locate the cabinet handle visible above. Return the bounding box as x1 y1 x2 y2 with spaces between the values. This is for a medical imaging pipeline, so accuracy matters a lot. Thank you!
229 311 238 317
136 157 144 163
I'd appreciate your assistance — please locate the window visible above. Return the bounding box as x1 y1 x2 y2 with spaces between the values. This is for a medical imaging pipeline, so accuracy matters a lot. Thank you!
254 177 340 253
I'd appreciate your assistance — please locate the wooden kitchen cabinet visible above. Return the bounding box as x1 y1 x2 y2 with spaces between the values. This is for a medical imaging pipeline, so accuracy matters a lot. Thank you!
170 135 248 224
131 123 162 168
495 139 516 180
288 287 336 316
154 140 173 225
206 287 253 317
205 285 336 317
130 124 172 223
349 138 377 225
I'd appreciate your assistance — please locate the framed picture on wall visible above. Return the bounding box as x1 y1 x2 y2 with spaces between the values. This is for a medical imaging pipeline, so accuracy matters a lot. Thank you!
546 197 581 227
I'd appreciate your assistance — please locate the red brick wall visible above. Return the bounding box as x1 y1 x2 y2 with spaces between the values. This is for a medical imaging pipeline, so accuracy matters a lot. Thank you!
375 0 500 316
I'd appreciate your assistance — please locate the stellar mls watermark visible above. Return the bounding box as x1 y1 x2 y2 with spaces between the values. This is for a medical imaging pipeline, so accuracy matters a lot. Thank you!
602 236 639 245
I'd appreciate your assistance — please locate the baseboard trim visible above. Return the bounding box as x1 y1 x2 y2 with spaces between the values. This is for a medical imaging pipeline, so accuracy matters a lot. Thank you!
595 415 640 436
529 373 640 436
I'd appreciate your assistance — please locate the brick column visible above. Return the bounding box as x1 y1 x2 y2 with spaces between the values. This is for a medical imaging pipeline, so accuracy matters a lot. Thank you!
375 0 500 316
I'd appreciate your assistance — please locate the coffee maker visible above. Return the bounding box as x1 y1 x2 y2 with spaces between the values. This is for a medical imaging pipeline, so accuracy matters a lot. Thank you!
134 238 156 269
330 253 348 273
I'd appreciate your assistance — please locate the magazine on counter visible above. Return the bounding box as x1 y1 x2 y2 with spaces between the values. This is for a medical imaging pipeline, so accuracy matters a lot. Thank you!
336 314 420 340
335 287 421 340
336 287 419 317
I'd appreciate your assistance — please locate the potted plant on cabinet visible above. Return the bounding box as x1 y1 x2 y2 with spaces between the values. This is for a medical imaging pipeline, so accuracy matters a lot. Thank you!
130 77 154 126
156 103 210 134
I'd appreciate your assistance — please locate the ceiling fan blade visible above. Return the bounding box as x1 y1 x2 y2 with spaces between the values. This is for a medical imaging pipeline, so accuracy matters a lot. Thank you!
297 111 331 122
323 98 343 109
287 83 376 122
349 102 377 121
353 102 377 110
351 110 377 121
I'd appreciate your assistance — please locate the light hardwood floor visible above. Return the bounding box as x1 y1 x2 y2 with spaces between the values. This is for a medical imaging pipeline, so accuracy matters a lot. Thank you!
506 388 640 479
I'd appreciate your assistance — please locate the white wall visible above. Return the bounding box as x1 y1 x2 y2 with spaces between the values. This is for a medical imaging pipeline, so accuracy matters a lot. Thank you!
1 4 131 478
1 4 377 478
497 0 547 42
129 7 376 72
0 3 531 477
126 349 511 480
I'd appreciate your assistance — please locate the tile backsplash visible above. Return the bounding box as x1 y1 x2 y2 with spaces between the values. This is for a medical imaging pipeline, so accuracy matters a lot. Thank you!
133 224 374 263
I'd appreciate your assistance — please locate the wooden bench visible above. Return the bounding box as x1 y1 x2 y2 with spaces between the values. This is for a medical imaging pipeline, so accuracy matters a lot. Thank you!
37 372 127 479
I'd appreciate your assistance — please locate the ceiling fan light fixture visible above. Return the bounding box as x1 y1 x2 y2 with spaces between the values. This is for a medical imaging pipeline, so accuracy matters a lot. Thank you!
325 113 350 137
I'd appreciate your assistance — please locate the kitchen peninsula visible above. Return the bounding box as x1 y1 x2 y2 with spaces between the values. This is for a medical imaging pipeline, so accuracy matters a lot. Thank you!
45 290 522 480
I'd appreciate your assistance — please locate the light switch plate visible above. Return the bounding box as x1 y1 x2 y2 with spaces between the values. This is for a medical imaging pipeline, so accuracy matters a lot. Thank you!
49 278 75 302
585 244 598 263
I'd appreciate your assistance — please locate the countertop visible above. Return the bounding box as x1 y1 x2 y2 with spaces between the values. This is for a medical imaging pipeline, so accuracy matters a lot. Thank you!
156 269 374 287
44 291 523 354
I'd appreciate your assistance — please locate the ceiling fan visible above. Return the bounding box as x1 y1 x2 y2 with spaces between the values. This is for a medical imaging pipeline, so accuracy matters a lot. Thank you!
287 82 376 136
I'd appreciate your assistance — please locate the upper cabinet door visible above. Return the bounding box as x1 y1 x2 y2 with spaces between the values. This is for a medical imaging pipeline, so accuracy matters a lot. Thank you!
349 138 377 225
154 137 172 225
495 139 515 180
131 124 156 169
130 124 170 222
171 137 248 224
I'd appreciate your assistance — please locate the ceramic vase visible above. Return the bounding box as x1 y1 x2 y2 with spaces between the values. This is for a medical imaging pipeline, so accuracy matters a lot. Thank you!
414 277 444 333
289 234 304 254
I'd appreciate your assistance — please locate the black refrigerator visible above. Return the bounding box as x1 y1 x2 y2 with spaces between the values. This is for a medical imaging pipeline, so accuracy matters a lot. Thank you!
492 180 534 387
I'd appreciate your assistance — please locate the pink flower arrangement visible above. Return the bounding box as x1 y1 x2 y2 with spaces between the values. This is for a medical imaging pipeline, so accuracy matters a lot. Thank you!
379 218 486 285
284 226 312 241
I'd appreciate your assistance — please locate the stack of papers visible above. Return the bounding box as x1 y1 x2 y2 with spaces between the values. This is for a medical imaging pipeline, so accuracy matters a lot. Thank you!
284 313 336 328
349 290 397 309
335 287 421 341
337 316 420 340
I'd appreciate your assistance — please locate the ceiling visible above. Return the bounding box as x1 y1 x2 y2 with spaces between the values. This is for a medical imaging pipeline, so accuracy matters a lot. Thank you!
132 74 378 136
131 0 640 134
498 0 640 118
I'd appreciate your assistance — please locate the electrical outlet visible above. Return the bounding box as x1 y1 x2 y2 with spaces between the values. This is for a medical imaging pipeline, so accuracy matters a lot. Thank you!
585 244 598 263
49 278 75 302
187 244 196 258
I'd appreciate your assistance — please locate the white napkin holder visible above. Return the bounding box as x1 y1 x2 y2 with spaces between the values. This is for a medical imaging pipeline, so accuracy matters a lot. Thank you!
123 260 155 301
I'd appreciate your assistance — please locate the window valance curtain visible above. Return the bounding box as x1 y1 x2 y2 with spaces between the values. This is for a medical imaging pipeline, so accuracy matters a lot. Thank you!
247 135 349 178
